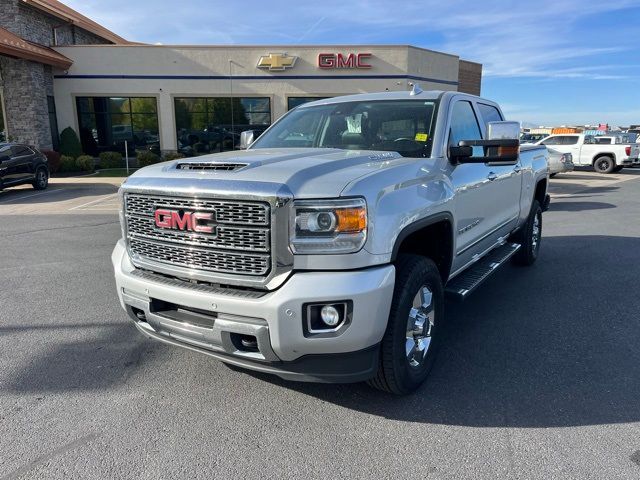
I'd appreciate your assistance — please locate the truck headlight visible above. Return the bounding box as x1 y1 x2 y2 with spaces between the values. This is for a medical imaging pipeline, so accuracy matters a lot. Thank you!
290 198 367 254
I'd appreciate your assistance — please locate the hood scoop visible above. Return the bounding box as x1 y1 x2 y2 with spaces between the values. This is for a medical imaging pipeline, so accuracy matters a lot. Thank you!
175 161 249 172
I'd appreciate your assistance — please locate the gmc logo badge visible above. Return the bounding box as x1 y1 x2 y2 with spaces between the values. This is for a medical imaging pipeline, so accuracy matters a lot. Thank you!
318 53 372 69
154 209 214 234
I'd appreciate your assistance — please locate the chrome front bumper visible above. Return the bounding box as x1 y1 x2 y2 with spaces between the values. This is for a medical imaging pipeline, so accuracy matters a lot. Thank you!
112 240 395 381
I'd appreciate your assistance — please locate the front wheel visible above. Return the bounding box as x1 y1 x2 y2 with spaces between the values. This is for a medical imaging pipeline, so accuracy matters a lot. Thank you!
593 156 615 174
32 167 49 190
368 254 444 395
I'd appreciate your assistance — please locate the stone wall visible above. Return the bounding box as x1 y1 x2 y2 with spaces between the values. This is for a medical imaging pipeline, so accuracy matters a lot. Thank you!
0 0 111 148
0 57 52 147
458 60 483 96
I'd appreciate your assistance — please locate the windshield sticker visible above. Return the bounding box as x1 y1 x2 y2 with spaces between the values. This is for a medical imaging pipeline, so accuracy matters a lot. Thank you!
415 133 428 142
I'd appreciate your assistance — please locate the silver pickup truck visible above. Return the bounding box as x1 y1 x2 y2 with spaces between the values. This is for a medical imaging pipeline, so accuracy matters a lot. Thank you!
112 90 548 394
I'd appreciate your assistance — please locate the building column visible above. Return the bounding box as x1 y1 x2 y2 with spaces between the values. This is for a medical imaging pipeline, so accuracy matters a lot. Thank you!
158 90 176 152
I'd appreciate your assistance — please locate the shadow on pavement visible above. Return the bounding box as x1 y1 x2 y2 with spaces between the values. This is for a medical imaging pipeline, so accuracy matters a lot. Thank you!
236 235 640 428
548 201 616 212
7 235 640 429
7 324 163 393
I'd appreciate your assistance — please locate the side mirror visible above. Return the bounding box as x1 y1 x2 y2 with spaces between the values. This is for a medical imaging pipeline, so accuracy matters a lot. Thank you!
487 121 520 141
239 130 255 150
450 122 521 164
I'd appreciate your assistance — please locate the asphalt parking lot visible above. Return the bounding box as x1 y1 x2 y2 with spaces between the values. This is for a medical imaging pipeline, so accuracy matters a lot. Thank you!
1 169 640 479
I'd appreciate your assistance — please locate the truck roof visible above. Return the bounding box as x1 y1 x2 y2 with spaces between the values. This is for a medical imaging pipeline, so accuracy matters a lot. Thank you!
298 90 485 108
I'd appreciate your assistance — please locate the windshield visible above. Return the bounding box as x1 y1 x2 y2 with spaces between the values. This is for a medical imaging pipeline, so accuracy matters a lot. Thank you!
250 100 438 158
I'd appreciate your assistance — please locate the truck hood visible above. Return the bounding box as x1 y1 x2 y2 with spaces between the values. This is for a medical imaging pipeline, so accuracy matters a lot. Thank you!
125 148 414 198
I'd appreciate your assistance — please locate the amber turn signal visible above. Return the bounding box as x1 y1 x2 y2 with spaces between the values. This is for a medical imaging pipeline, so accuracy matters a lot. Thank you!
335 207 367 233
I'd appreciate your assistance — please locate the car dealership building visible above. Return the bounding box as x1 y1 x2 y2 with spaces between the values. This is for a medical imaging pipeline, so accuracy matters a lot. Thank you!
1 0 482 155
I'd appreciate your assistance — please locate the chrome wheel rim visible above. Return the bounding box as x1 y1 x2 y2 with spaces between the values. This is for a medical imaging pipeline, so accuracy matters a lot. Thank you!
532 213 541 252
405 286 435 368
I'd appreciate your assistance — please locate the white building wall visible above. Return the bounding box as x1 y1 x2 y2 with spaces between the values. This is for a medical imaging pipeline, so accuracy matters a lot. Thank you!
52 45 461 151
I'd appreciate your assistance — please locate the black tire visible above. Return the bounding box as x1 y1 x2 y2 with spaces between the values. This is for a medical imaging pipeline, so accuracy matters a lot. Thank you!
613 166 624 173
593 156 615 174
511 200 542 266
368 254 444 395
32 166 49 190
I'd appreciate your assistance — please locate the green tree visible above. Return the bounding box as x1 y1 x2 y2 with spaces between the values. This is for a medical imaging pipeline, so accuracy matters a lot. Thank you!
59 127 83 159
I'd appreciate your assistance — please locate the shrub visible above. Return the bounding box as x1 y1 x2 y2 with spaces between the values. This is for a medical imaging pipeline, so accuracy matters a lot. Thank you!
59 127 82 159
163 151 185 161
41 150 61 173
59 155 76 172
99 151 123 169
75 155 95 172
136 150 161 167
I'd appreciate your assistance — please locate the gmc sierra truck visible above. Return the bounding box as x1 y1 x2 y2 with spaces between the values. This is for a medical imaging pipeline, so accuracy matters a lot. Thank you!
112 90 549 394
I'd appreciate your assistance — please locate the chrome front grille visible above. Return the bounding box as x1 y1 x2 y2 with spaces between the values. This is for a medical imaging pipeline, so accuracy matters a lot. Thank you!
125 193 271 277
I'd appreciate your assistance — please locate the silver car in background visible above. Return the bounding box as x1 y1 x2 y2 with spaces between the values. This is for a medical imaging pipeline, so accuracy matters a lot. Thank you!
547 148 574 177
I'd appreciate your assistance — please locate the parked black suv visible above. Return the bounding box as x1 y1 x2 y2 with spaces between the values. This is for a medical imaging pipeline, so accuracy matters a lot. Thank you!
0 143 49 190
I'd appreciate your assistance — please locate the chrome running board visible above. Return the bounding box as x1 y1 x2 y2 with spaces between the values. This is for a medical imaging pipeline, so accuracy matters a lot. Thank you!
445 243 521 301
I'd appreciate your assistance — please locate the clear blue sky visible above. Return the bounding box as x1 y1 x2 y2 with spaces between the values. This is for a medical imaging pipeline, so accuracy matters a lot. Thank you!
66 0 640 127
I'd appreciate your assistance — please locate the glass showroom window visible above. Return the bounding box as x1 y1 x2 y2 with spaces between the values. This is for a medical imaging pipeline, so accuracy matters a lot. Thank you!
287 97 329 110
174 97 271 155
76 97 159 155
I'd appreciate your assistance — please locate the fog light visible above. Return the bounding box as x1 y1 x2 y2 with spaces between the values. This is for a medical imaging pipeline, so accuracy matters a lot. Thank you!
320 305 341 327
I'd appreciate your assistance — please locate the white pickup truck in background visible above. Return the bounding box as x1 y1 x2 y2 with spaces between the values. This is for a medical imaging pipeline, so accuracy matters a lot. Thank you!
536 133 640 173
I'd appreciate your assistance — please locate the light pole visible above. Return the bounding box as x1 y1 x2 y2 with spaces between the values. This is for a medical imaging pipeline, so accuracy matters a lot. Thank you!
229 59 234 150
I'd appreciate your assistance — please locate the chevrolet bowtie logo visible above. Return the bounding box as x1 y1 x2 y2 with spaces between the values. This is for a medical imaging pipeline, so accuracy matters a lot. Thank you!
257 53 297 71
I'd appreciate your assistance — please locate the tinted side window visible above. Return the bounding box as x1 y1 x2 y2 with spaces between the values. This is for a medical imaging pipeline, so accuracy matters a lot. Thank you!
478 103 503 126
560 136 579 145
0 146 10 161
11 146 32 156
449 101 482 156
542 136 560 145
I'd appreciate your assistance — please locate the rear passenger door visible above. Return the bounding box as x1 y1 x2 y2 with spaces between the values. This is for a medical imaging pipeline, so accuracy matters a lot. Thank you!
476 102 522 233
10 145 35 181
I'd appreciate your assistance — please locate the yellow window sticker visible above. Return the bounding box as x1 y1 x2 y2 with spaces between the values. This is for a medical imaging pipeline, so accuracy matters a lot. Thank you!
415 133 428 142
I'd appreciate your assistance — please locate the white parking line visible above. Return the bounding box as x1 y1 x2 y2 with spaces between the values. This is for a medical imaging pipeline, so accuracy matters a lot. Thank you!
68 193 118 211
0 188 63 204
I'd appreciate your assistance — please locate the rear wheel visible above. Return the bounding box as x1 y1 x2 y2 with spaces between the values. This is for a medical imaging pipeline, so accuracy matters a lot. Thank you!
32 167 49 190
368 254 444 395
593 156 615 174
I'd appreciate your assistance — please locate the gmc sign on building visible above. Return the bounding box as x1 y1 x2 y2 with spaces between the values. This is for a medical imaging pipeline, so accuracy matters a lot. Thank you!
318 53 372 69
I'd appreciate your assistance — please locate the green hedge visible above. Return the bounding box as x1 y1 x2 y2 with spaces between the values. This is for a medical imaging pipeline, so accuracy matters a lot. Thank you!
99 151 123 169
75 155 95 172
59 155 76 172
136 150 161 167
163 152 185 161
59 127 82 159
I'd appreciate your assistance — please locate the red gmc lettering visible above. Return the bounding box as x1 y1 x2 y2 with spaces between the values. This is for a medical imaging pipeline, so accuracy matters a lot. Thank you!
318 53 372 69
318 53 335 68
337 53 355 68
356 53 372 68
154 209 214 233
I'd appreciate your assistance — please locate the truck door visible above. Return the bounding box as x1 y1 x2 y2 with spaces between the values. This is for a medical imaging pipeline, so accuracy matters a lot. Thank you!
476 102 522 238
541 135 582 164
448 100 500 270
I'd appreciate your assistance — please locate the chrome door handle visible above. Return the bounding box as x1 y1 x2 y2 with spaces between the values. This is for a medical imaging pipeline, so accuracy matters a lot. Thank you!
487 172 498 181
